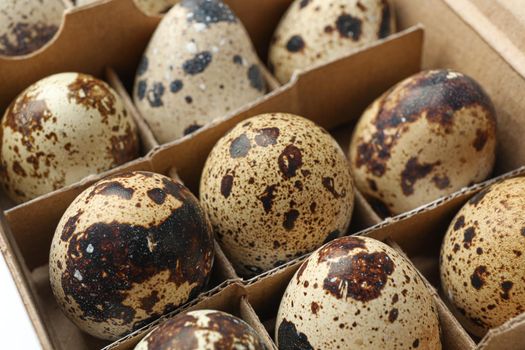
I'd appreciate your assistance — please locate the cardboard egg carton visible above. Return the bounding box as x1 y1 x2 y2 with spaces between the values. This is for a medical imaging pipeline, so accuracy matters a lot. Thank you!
1 0 525 348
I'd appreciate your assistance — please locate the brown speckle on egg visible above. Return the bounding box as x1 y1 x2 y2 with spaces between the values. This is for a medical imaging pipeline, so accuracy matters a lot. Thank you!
49 172 214 340
276 236 441 349
441 177 525 337
200 113 354 277
350 69 497 216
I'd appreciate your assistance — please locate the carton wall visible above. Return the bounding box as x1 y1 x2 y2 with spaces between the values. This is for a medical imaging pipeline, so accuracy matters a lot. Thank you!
1 0 525 349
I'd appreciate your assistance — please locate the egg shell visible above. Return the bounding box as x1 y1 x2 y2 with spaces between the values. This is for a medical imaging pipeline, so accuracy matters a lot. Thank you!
440 177 525 337
268 0 395 83
349 69 497 216
276 236 441 349
0 0 64 56
0 72 140 203
133 0 267 143
49 171 214 340
77 0 178 16
200 113 354 277
134 309 266 350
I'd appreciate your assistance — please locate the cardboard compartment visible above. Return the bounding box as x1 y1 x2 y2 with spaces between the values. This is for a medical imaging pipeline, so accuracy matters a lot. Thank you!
1 0 525 348
359 167 525 348
243 239 475 350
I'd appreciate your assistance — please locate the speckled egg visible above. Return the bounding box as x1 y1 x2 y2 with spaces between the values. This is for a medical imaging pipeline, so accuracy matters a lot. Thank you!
133 0 267 143
0 0 65 56
76 0 178 15
268 0 395 83
349 69 497 217
49 171 214 340
134 309 267 349
0 72 139 203
200 113 354 277
276 236 441 349
440 177 525 337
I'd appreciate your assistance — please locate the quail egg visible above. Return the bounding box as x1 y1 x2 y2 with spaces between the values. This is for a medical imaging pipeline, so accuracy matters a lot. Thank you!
133 0 267 143
0 72 140 203
49 171 214 340
269 0 395 83
276 236 441 349
200 113 354 277
0 0 65 56
349 69 497 217
134 309 267 349
441 177 525 337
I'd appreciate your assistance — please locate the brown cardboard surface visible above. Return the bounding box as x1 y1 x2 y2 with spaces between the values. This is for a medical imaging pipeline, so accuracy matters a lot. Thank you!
2 0 525 348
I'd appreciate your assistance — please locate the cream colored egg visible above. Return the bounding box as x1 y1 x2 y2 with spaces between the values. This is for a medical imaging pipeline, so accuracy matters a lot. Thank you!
349 69 497 217
0 0 64 56
133 0 267 143
440 177 525 337
49 171 214 340
200 113 354 277
134 309 266 350
276 236 441 349
269 0 395 83
0 72 139 203
76 0 178 15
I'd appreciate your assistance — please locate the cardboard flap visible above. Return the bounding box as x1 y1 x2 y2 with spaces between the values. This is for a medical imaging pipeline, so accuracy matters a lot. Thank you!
478 313 525 350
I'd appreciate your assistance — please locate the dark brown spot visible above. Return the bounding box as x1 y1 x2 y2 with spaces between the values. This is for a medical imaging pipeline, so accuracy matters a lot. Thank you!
378 0 391 38
60 210 83 241
501 281 513 300
137 56 149 76
183 123 202 135
400 157 438 196
257 184 277 213
170 79 183 93
12 161 26 177
473 129 489 151
139 291 159 314
452 243 460 253
283 209 300 230
322 177 346 198
254 127 280 147
278 145 303 179
317 236 367 264
476 247 483 255
147 188 166 205
357 1 367 11
277 319 314 350
94 181 134 200
0 22 58 56
367 196 392 218
453 215 465 231
463 227 476 248
299 0 310 8
388 308 398 322
229 133 251 158
323 230 340 244
470 266 489 289
286 35 305 53
432 175 450 189
247 65 266 92
182 0 237 25
323 250 394 301
413 339 420 348
324 25 334 33
336 14 362 40
310 302 319 315
220 174 234 198
392 293 399 304
296 259 309 282
367 178 378 191
182 51 212 75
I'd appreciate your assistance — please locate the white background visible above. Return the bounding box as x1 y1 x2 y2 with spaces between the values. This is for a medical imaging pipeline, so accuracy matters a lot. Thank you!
0 254 41 349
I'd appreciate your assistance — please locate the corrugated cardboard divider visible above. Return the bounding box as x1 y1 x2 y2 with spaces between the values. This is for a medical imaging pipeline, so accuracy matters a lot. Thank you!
358 167 525 348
